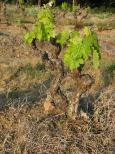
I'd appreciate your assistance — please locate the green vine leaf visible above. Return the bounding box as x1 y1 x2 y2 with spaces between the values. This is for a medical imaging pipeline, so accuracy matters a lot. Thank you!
84 26 91 36
93 50 100 69
24 8 55 43
24 32 35 44
56 31 70 46
64 27 100 70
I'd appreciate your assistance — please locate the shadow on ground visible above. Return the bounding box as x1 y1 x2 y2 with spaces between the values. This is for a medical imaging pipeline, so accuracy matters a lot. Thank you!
0 78 51 110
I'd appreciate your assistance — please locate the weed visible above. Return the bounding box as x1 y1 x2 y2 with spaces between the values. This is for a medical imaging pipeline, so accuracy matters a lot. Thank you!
22 63 46 78
102 62 115 86
106 62 115 73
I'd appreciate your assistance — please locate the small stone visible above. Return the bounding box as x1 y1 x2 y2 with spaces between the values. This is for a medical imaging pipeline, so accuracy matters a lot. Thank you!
17 54 20 58
43 100 55 113
80 111 88 119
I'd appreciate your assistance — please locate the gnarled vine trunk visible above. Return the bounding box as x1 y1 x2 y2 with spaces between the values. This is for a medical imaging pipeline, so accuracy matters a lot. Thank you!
32 38 94 119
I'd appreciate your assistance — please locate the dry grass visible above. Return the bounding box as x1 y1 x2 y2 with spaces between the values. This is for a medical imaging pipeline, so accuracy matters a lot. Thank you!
0 87 114 154
0 5 115 154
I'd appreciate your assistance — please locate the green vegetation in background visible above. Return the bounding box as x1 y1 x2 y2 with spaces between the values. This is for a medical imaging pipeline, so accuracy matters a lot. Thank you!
60 2 72 11
87 6 115 14
1 0 115 8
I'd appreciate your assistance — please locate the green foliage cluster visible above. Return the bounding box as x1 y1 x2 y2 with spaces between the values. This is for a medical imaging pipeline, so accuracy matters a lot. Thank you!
60 2 71 11
18 0 25 5
56 31 70 46
24 8 55 43
63 27 100 70
25 8 100 71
